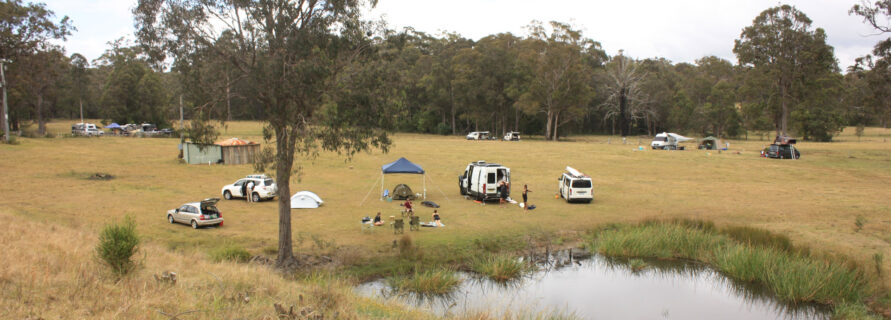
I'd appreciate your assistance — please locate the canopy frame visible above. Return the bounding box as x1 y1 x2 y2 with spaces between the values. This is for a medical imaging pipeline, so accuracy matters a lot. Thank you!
380 158 426 200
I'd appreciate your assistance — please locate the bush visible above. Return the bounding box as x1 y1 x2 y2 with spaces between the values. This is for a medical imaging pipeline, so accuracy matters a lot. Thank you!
210 245 252 263
96 217 140 275
472 255 533 282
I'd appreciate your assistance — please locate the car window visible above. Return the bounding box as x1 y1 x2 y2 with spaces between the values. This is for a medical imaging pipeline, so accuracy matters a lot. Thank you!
487 172 496 184
572 180 592 188
178 205 190 212
264 179 274 186
234 180 245 186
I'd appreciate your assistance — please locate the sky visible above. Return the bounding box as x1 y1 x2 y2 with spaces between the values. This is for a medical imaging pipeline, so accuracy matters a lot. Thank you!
41 0 886 71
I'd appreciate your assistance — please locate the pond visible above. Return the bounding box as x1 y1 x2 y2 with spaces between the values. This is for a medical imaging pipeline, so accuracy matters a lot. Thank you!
355 250 829 319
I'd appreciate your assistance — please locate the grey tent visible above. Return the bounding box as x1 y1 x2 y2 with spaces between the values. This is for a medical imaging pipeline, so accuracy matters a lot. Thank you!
698 137 721 150
290 191 323 209
392 184 415 200
380 157 426 200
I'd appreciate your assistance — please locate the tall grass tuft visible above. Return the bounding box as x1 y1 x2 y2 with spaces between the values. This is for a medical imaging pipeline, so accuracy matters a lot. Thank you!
209 245 252 263
96 216 140 276
721 225 792 252
591 220 872 305
387 269 461 296
472 255 533 282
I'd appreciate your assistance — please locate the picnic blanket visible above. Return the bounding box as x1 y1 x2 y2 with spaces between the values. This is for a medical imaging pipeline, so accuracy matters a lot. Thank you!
420 222 445 227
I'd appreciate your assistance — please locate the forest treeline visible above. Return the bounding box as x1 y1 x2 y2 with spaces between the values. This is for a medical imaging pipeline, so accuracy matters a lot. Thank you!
2 1 890 142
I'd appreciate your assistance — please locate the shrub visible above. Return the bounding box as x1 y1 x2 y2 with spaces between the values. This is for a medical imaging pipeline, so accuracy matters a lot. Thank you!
96 217 140 275
209 245 252 263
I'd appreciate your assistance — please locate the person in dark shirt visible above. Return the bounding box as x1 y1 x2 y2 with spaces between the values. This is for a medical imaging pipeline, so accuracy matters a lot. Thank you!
432 210 443 227
373 212 384 226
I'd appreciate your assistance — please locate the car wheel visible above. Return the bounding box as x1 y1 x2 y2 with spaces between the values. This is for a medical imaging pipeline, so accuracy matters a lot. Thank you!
252 193 261 202
168 215 175 224
224 190 232 200
191 220 198 229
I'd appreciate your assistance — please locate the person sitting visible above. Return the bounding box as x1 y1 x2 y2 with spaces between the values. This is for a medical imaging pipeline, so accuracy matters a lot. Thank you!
432 210 443 227
373 212 384 226
403 199 414 215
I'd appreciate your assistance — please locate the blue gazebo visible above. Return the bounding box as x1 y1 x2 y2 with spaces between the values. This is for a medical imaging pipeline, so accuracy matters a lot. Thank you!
381 157 425 200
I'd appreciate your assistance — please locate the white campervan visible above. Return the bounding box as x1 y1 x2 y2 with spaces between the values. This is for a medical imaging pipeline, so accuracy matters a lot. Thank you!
458 160 510 201
651 132 692 150
466 131 490 140
558 166 593 203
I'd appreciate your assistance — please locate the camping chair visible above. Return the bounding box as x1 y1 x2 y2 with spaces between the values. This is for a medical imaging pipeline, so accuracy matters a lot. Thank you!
361 221 373 233
393 218 404 234
382 189 389 198
409 216 420 231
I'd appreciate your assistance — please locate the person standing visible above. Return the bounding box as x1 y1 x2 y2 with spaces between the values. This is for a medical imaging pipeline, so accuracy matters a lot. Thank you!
522 184 531 213
246 180 255 203
432 210 443 227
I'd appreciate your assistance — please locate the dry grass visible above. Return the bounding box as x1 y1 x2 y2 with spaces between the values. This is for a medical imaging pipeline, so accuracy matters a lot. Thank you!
0 211 428 319
1 120 889 312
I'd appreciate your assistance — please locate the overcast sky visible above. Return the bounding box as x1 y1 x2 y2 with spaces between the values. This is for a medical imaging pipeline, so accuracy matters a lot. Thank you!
42 0 885 70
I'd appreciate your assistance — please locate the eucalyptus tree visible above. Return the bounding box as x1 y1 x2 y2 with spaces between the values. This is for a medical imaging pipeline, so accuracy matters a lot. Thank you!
135 0 391 268
733 5 838 137
517 21 603 140
850 0 891 128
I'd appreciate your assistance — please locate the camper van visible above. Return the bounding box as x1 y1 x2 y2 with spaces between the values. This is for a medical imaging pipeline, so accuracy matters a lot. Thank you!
466 131 490 140
651 132 691 150
458 160 510 201
558 166 594 203
502 131 521 141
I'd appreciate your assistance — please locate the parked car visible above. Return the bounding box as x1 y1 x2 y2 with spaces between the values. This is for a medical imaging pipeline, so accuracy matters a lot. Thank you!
763 144 800 159
221 174 278 202
458 160 510 201
558 166 594 203
166 198 223 229
503 131 521 141
71 123 104 136
466 131 490 140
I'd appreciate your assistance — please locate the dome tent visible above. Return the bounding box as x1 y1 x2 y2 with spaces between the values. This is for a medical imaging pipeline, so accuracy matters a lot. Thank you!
392 184 415 200
290 191 323 209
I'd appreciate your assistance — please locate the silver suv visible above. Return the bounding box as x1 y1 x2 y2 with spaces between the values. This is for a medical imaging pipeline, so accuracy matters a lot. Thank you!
167 198 224 229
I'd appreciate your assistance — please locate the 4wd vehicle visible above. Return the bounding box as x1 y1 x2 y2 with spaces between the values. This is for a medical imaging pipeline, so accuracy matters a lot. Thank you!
558 166 594 203
503 131 521 141
167 198 223 229
221 174 278 201
466 131 490 140
763 144 800 159
458 160 510 201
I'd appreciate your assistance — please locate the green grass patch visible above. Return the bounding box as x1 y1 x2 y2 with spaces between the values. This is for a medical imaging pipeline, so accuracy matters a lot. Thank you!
386 269 461 296
472 254 534 282
590 220 872 306
209 245 252 263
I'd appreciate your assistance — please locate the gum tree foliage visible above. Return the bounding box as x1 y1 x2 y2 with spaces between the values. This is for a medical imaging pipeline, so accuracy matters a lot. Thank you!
850 0 891 128
734 5 841 139
601 50 646 137
134 0 391 268
0 0 72 134
517 21 605 140
94 40 169 127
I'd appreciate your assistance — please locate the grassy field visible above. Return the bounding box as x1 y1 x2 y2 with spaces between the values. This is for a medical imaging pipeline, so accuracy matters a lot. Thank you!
1 120 889 317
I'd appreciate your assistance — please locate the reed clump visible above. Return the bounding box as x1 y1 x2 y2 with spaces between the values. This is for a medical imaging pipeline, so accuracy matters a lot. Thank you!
591 219 872 306
386 269 461 296
472 255 534 282
209 244 252 263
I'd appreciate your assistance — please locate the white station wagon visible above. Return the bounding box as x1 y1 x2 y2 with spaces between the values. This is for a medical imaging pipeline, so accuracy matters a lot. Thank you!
166 198 224 229
221 174 277 202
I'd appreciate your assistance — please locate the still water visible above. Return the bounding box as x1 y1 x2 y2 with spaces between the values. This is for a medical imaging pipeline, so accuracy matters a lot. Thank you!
355 251 829 319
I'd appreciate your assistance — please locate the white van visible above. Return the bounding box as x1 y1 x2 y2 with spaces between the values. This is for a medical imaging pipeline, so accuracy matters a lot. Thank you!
502 131 521 141
71 123 103 136
466 131 490 140
458 160 510 201
558 166 593 203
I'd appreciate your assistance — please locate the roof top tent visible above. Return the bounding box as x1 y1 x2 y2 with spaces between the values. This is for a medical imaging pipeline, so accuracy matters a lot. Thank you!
290 191 323 209
381 157 426 200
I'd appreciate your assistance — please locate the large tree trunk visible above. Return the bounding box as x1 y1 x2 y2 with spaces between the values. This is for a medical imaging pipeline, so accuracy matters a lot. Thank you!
226 73 232 122
552 111 560 141
619 88 629 137
449 82 456 135
275 128 296 268
544 108 553 140
37 94 46 135
780 85 788 136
